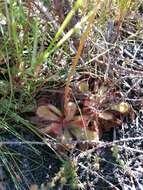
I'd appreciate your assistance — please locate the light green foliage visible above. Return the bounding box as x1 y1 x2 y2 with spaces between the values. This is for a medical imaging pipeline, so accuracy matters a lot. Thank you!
62 160 78 189
112 145 124 168
48 159 78 189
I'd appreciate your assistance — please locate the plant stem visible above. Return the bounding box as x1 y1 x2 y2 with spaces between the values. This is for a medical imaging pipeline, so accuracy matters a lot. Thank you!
64 0 101 115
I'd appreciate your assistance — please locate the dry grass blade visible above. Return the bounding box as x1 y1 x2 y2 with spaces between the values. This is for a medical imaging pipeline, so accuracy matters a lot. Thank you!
64 0 101 114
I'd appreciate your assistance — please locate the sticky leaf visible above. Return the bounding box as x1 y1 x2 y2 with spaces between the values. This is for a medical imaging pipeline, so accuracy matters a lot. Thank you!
65 102 77 121
96 85 108 97
98 112 114 120
78 80 89 93
70 115 89 128
30 184 38 190
111 102 130 114
61 129 73 142
67 124 99 141
85 130 99 141
40 123 61 135
36 104 62 121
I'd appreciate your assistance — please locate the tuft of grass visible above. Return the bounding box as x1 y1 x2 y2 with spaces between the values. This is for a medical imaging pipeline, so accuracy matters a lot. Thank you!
47 159 79 190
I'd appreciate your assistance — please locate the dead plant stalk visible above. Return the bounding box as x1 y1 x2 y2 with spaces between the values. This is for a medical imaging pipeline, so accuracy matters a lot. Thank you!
64 0 100 115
